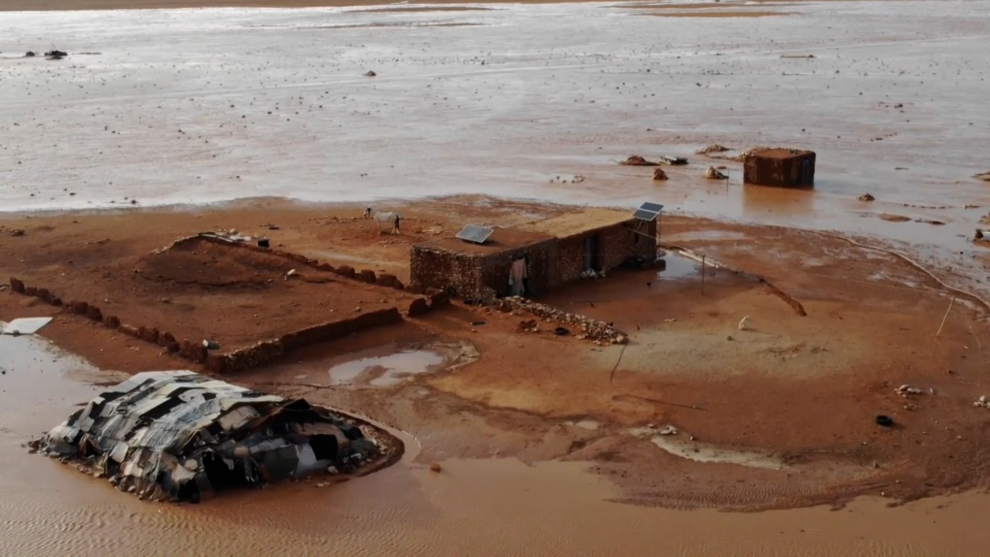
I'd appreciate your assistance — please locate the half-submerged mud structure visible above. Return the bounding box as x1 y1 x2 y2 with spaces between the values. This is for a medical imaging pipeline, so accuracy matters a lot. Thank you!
38 371 399 502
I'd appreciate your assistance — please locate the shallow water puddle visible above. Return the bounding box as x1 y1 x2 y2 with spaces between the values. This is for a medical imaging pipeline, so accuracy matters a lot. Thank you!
328 350 446 387
656 253 701 280
649 435 784 470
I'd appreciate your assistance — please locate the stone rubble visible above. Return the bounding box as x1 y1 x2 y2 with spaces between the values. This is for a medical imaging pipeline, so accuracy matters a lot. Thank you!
895 384 923 398
973 396 990 409
495 296 627 344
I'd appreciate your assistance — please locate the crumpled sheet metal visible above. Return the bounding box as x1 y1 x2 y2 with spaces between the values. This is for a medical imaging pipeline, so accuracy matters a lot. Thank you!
40 371 379 502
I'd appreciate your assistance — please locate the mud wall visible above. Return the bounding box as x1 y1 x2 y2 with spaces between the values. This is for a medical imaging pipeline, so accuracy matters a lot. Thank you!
206 307 404 374
7 276 405 374
743 152 816 188
553 220 657 283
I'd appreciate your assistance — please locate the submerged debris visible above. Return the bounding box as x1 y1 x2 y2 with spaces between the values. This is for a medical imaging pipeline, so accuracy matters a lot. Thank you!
974 396 990 409
705 166 728 180
697 144 731 155
36 371 389 503
859 193 875 201
620 155 658 167
364 70 377 77
652 168 668 181
974 172 990 182
658 155 688 166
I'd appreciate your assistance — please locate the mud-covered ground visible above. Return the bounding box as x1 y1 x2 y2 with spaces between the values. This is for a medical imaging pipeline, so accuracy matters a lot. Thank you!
3 197 989 512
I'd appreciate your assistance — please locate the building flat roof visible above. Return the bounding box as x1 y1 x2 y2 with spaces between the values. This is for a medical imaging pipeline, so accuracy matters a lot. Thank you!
416 227 553 256
746 148 815 160
515 208 633 238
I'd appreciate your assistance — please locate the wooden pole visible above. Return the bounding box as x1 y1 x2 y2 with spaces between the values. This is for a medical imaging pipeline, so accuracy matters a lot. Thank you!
701 255 706 295
935 297 955 338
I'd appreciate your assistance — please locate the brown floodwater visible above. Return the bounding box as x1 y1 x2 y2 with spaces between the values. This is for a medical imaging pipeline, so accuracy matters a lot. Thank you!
3 329 990 556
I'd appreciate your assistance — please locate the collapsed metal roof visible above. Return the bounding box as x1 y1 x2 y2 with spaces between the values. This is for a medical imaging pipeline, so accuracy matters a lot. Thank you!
39 371 386 502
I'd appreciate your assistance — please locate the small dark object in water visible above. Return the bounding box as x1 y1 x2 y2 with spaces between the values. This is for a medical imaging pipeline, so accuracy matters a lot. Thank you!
364 70 377 77
45 50 67 60
554 327 569 336
471 321 486 327
257 238 270 248
875 415 894 427
25 51 36 57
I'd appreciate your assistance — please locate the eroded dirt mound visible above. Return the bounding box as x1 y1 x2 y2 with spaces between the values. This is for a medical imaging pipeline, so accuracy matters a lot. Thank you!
138 237 296 288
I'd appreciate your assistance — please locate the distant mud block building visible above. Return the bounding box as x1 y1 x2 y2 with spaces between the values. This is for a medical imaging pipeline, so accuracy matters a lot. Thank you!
743 148 816 188
409 208 658 300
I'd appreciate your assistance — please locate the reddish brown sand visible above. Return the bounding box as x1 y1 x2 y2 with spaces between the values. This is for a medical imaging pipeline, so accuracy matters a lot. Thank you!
3 196 990 515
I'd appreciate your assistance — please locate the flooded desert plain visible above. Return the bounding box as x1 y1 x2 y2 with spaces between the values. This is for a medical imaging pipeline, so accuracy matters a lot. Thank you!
3 0 990 555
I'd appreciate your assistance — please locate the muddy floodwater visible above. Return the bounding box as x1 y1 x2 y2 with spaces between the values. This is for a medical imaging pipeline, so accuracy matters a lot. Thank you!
1 327 989 555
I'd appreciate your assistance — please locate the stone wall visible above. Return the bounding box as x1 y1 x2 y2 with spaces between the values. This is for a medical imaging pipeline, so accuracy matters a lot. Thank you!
409 247 482 299
554 220 657 284
410 221 655 300
410 238 556 300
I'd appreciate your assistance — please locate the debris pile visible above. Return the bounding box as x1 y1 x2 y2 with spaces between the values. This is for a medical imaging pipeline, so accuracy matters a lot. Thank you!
620 155 658 166
652 168 668 181
697 144 731 155
974 172 990 182
973 396 990 409
35 371 393 503
859 193 875 201
495 296 627 344
658 155 688 166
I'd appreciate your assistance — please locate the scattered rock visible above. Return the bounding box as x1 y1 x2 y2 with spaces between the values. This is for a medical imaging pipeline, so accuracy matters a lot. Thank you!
407 298 430 317
430 462 442 473
858 193 875 201
973 396 990 409
652 168 669 181
496 296 626 344
895 384 922 398
875 415 894 427
9 277 25 293
738 316 753 331
285 269 298 280
658 425 678 436
10 229 25 237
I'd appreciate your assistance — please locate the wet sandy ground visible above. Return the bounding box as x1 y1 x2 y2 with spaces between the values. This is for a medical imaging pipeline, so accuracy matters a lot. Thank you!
3 331 990 556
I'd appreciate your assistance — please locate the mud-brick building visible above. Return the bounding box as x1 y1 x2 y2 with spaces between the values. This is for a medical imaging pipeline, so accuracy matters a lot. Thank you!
743 148 816 188
409 209 657 300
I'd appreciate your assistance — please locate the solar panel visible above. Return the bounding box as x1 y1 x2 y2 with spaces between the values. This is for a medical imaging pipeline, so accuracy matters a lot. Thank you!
456 224 495 244
633 202 664 222
633 209 659 222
